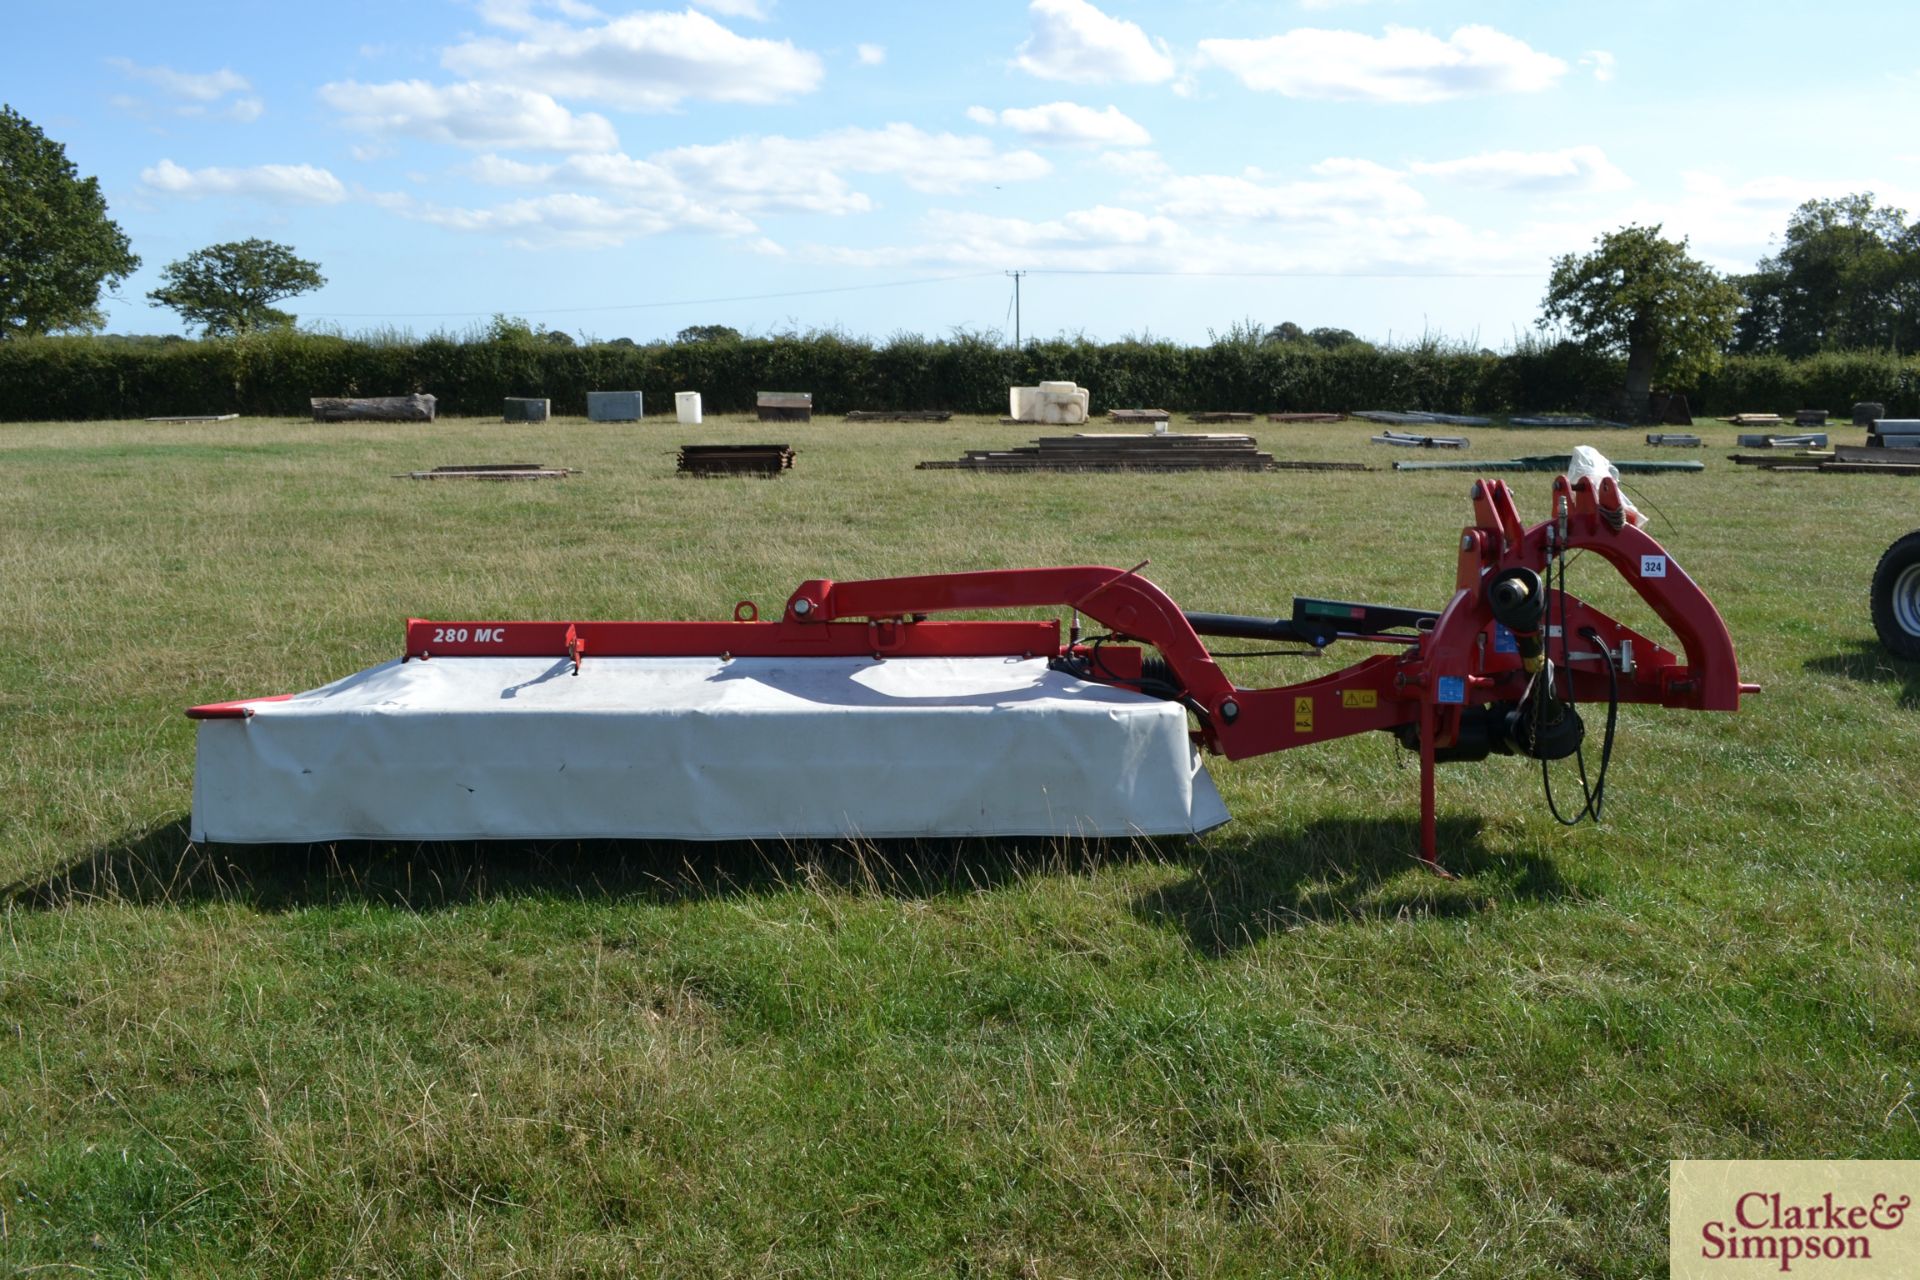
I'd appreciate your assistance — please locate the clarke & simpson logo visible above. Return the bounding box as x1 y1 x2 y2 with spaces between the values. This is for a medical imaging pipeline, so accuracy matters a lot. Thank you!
1672 1162 1919 1279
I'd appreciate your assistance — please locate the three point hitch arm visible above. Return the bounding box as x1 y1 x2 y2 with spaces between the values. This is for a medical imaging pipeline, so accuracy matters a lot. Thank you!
774 472 1757 872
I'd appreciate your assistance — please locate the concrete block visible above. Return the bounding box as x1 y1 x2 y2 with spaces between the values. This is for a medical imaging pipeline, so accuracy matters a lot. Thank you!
504 397 550 422
588 390 643 422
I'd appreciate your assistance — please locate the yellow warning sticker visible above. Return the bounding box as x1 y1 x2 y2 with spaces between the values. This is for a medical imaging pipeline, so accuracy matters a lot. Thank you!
1341 689 1378 710
1294 695 1314 734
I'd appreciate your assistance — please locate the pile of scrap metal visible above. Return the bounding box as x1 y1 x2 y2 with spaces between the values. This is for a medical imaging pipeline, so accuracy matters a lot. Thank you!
1372 429 1468 449
1737 432 1828 449
1396 454 1701 474
1356 409 1491 427
396 463 578 481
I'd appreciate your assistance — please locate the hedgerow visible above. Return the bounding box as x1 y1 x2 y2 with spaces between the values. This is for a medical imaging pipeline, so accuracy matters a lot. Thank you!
1 328 1914 421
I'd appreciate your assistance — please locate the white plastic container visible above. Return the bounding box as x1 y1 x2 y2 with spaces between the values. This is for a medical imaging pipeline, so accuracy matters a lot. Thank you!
675 391 702 425
1009 382 1090 425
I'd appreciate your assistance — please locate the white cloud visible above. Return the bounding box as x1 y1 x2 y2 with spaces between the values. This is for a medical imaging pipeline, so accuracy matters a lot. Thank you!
140 159 348 205
814 196 1490 278
1411 145 1631 193
967 101 1150 147
443 8 822 110
1581 50 1616 83
319 80 619 151
108 58 250 103
373 189 756 249
658 124 1049 198
856 43 886 66
439 123 1052 241
108 58 262 121
461 154 561 185
803 150 1530 280
1098 149 1171 181
1156 158 1424 225
1198 25 1567 103
691 0 771 18
473 0 608 32
1013 0 1174 85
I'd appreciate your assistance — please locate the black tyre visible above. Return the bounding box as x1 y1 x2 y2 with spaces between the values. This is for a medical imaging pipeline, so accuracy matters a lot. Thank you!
1872 531 1920 660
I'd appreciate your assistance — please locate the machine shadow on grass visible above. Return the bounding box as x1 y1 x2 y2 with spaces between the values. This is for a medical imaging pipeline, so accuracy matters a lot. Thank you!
1131 816 1575 955
7 813 1569 940
1805 642 1920 708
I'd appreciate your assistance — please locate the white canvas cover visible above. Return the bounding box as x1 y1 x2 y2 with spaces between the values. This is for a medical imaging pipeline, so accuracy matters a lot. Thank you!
191 656 1230 843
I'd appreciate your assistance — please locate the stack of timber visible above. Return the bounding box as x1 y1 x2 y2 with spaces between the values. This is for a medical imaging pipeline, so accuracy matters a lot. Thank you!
146 413 238 423
920 432 1289 473
1267 412 1342 423
1729 445 1920 476
312 394 437 422
678 444 796 477
1372 429 1468 449
1191 411 1256 424
1645 433 1702 447
397 463 577 481
843 409 952 422
1110 408 1172 424
1723 412 1785 426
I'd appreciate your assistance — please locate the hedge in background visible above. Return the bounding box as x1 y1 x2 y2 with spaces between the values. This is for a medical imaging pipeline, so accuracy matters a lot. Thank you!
2 328 1916 422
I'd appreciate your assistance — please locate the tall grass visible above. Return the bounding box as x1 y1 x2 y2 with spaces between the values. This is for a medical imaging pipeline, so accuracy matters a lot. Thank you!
0 413 1915 1275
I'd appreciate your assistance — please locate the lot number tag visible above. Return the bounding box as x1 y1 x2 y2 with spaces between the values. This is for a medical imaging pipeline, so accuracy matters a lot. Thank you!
1640 555 1668 578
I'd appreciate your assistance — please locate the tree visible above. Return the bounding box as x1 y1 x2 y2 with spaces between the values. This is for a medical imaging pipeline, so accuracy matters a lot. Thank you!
675 323 741 344
1538 224 1741 418
147 239 325 336
1306 326 1367 350
0 105 140 337
1733 194 1919 355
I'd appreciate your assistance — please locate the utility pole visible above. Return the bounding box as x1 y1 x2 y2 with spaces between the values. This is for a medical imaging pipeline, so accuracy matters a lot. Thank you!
1005 270 1025 348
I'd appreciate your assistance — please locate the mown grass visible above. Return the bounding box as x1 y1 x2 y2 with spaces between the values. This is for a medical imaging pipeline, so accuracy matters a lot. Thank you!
1 413 1916 1277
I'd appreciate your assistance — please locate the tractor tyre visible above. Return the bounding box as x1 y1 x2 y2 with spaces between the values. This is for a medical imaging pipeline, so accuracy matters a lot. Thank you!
1871 530 1920 660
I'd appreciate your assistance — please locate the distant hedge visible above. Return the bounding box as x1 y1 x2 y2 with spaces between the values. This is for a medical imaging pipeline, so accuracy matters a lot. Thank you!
1 329 1916 421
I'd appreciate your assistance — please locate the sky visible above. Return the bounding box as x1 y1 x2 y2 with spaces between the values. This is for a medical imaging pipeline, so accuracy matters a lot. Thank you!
7 0 1920 346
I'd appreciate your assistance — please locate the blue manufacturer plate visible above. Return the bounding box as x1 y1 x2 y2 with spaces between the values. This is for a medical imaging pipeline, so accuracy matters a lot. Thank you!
1494 624 1518 654
1437 676 1466 705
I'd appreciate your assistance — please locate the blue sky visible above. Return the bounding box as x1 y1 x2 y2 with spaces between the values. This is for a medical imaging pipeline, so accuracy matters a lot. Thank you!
7 0 1918 345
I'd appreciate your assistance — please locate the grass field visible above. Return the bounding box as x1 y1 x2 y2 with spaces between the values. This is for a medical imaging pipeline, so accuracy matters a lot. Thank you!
2 413 1916 1277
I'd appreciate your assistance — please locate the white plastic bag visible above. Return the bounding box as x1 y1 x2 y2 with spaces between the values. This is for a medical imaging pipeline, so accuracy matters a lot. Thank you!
1565 445 1643 527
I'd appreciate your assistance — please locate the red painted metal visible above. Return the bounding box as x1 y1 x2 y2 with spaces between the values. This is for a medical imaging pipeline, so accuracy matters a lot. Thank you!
189 476 1750 872
399 617 1062 661
185 693 295 720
